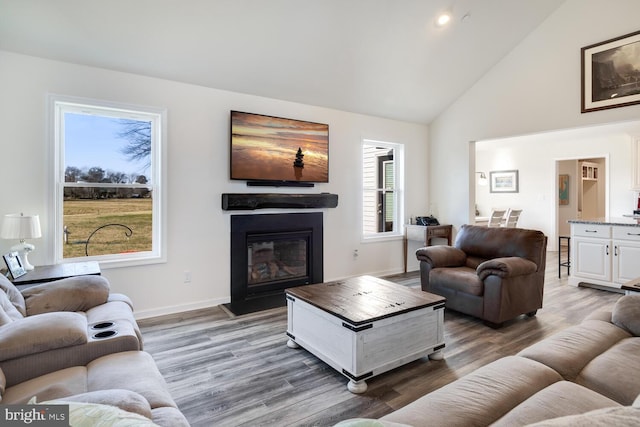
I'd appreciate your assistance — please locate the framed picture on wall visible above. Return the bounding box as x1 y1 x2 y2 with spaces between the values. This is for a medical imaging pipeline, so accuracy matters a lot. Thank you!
559 174 569 205
490 170 519 193
581 29 640 113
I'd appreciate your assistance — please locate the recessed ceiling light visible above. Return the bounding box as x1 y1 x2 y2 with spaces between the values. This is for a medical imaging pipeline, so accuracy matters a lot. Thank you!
436 13 451 27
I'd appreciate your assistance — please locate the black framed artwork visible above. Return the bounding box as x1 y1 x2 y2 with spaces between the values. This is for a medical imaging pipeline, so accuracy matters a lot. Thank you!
581 30 640 113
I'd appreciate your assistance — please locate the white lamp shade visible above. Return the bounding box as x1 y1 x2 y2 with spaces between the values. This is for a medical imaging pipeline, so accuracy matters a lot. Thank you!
1 213 42 240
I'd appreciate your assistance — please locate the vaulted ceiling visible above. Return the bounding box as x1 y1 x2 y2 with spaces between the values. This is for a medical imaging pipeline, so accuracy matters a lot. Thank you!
0 0 565 124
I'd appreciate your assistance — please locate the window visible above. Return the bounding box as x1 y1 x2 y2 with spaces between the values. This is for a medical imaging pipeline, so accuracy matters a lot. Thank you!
50 95 166 266
362 139 404 239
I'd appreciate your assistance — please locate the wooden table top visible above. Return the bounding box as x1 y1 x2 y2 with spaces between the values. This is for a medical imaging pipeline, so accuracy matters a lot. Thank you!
285 275 445 325
621 277 640 292
12 261 101 286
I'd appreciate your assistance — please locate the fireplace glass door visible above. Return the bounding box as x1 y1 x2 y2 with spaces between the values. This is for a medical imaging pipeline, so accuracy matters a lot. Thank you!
246 232 309 293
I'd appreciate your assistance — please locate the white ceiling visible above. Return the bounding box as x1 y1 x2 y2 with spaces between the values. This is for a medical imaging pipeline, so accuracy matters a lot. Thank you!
0 0 565 124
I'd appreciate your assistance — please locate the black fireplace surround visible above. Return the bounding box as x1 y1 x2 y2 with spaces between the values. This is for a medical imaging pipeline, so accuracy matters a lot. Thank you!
226 212 323 315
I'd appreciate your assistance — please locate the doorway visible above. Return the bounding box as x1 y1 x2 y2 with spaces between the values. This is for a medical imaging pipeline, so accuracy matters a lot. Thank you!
556 157 606 241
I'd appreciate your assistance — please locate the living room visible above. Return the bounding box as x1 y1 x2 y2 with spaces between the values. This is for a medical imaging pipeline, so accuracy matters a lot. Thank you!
0 0 638 317
2 0 640 425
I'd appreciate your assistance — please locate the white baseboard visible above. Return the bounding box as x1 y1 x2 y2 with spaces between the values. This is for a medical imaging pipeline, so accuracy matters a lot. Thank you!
134 269 406 320
134 297 230 320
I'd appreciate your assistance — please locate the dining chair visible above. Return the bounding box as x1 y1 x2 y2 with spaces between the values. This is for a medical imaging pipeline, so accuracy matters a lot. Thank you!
504 209 522 228
488 209 507 227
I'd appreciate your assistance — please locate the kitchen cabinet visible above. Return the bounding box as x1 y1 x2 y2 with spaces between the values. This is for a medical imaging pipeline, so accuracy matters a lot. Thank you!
569 220 640 290
612 226 640 283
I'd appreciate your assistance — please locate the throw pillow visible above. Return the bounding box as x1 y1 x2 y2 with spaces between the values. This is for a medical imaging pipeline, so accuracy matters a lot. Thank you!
22 275 110 315
612 295 640 336
32 398 159 427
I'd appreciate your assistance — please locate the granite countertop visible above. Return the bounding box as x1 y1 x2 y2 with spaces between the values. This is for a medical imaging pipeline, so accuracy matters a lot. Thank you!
569 216 640 227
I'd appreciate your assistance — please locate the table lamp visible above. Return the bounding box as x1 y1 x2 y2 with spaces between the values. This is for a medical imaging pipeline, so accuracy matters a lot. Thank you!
1 213 42 270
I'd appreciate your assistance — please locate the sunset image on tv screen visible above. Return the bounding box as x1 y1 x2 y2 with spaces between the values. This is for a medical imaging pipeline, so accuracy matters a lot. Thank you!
230 111 329 182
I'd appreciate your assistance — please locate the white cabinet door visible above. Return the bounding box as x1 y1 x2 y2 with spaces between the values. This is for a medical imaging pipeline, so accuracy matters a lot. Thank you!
613 241 640 283
573 237 611 282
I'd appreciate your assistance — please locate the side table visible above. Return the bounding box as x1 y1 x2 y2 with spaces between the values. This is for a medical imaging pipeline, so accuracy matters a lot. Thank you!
621 277 640 295
404 224 453 273
10 261 101 289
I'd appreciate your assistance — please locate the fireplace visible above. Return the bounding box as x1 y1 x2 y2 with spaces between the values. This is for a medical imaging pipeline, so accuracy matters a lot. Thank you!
226 212 323 315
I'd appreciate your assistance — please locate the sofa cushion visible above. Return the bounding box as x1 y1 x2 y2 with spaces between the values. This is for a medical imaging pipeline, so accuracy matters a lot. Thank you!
0 274 26 316
491 381 621 426
149 407 191 427
476 257 537 280
87 352 177 410
2 366 88 404
22 275 110 316
612 295 640 336
518 319 631 381
415 246 466 267
576 337 640 405
0 306 14 326
430 266 483 296
0 311 87 361
526 406 640 426
380 356 562 427
454 225 546 265
0 290 23 322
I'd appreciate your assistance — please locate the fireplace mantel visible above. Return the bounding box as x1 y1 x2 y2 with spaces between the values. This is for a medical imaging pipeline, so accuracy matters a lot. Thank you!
221 193 338 210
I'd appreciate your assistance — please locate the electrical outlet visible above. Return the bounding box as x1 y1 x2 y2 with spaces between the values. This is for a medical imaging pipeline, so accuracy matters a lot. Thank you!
184 270 192 283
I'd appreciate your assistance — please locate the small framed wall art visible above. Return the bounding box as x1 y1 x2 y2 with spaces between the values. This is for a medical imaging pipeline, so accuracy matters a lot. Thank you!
3 251 26 280
490 170 519 193
581 29 640 113
559 174 569 205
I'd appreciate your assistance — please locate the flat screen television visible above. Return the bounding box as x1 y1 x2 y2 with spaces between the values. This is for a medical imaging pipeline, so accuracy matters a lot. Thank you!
230 111 329 185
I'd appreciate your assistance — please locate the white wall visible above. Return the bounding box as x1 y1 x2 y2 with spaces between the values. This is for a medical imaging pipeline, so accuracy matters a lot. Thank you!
430 0 640 242
474 124 638 248
0 50 429 318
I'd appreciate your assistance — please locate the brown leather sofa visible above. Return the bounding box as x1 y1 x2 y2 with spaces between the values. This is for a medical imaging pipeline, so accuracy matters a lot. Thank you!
416 224 547 327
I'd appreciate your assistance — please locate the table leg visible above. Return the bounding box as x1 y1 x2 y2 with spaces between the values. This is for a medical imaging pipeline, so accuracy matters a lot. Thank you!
347 380 368 394
403 236 408 273
428 349 444 360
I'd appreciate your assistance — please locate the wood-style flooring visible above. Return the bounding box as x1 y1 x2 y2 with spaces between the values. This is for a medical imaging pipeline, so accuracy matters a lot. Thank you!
138 251 623 427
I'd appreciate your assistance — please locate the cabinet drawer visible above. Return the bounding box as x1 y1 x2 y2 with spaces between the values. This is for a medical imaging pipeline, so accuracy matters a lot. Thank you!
572 224 611 238
406 225 426 242
613 226 640 241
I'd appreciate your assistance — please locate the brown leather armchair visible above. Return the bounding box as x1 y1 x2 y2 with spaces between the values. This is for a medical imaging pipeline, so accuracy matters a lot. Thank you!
416 224 547 327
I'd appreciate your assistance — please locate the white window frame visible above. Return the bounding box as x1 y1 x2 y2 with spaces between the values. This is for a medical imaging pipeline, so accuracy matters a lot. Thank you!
48 94 167 268
361 139 405 241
